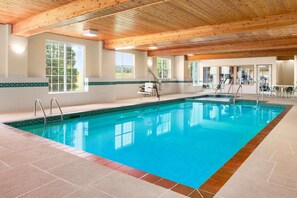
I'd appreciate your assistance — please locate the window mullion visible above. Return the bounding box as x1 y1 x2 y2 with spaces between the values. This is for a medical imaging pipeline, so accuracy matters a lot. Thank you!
63 44 67 92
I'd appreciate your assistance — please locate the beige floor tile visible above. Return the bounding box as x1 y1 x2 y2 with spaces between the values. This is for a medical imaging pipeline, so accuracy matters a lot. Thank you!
0 144 62 168
31 152 79 171
0 146 11 155
160 190 187 198
19 179 78 198
0 161 10 172
274 160 297 179
216 173 297 198
91 172 167 198
237 156 275 181
270 151 297 164
65 186 113 198
0 133 27 144
269 172 297 190
0 164 56 197
0 138 42 151
261 139 293 154
48 158 113 187
250 145 276 161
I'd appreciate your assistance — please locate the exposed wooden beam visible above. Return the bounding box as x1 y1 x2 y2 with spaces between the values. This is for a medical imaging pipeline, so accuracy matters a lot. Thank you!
104 12 297 49
277 56 295 60
148 37 297 56
13 0 168 36
186 50 297 60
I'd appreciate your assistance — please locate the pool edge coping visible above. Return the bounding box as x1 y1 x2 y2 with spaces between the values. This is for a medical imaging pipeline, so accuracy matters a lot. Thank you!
0 99 292 197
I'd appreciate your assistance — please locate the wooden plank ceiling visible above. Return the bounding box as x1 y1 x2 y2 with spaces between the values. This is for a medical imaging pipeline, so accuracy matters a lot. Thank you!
2 0 297 59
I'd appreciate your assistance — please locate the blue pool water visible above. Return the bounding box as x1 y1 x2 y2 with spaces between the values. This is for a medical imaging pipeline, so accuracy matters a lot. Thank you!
20 101 285 188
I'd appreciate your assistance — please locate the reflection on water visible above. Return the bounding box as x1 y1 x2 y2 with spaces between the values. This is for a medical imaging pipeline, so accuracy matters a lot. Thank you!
21 101 285 188
115 121 134 150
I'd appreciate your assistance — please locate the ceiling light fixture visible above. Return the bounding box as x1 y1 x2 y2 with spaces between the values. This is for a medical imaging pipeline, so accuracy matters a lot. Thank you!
115 46 135 50
83 29 98 37
187 54 194 56
148 46 158 50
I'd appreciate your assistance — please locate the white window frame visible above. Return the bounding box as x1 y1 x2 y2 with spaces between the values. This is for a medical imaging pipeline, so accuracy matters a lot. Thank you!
115 52 135 79
157 58 171 79
45 40 86 94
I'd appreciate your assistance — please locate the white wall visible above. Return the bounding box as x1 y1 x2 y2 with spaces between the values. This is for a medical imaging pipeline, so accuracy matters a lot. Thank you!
276 60 294 85
0 24 28 77
0 30 190 113
0 25 8 77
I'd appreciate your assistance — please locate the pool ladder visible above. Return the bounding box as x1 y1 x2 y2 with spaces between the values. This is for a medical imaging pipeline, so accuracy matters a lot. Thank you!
34 98 64 124
233 85 243 104
257 89 264 106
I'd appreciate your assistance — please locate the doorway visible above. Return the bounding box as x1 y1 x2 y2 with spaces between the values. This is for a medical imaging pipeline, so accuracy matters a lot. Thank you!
257 65 271 93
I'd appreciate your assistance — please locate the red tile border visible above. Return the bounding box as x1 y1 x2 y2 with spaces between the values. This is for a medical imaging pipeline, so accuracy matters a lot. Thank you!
104 162 123 170
155 178 177 189
127 169 147 178
1 104 292 198
141 174 162 183
171 184 195 196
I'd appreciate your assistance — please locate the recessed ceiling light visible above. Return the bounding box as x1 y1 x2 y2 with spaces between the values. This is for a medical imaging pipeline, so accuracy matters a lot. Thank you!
83 29 98 37
115 46 135 50
187 54 194 56
148 46 158 50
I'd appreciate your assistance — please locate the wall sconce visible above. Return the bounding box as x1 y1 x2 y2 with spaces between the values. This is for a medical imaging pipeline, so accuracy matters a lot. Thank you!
147 57 153 68
10 44 26 54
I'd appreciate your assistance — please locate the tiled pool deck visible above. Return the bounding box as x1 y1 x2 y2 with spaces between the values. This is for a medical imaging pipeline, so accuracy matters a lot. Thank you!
0 93 297 198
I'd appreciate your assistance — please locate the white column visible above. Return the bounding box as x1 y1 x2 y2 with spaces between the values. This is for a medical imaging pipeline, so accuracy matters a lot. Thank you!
0 24 9 77
293 56 297 97
97 41 103 77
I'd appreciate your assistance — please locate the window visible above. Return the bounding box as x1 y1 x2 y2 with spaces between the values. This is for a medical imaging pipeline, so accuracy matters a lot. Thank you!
46 41 85 93
189 61 202 85
115 52 134 79
157 58 171 79
157 113 171 135
115 121 134 149
237 65 254 85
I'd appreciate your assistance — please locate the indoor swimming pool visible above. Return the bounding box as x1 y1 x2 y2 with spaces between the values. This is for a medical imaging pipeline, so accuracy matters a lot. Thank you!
17 100 286 188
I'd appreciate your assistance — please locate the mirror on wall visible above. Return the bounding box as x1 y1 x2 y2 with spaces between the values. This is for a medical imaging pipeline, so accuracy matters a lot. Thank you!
219 66 234 84
203 67 218 85
237 65 254 85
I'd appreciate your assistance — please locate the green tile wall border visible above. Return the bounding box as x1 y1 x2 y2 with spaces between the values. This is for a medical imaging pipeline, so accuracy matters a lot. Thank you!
0 80 193 88
0 82 48 88
87 80 193 86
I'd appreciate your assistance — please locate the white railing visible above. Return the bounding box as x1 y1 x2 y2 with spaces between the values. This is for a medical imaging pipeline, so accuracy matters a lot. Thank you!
50 98 64 121
34 99 47 124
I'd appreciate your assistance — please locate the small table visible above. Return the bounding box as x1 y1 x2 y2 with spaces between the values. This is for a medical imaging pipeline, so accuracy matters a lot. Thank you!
273 85 294 97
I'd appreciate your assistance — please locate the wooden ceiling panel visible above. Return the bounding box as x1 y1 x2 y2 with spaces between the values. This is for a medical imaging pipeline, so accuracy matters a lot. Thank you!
0 0 74 24
3 0 297 58
49 0 297 42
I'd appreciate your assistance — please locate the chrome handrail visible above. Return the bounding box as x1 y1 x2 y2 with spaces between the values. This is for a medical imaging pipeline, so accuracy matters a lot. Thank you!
257 88 264 106
233 84 243 104
214 84 221 94
148 68 161 100
34 99 47 124
227 82 234 94
50 98 64 121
